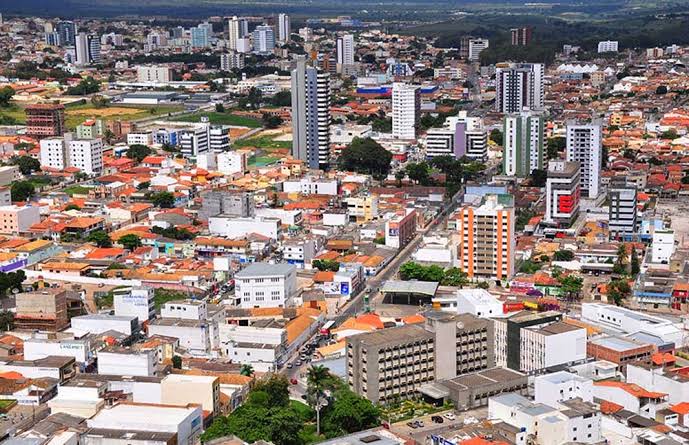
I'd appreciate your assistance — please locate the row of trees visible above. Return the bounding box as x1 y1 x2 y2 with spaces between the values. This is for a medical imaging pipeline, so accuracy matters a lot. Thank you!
399 261 474 287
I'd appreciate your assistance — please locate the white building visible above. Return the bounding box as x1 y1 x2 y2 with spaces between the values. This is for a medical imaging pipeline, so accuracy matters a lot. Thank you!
391 82 420 140
337 34 355 67
330 124 372 145
252 25 275 55
220 323 286 372
581 303 684 346
137 66 172 83
215 151 247 175
148 319 212 356
282 177 338 195
593 380 668 418
86 402 203 445
234 262 297 308
228 16 249 51
161 299 207 320
277 13 290 43
432 289 503 318
49 380 106 418
468 38 489 62
503 109 544 177
179 125 209 157
127 132 153 146
208 215 280 239
597 40 619 53
113 287 155 324
68 138 103 174
39 137 68 170
70 314 138 336
220 52 245 71
652 229 675 263
566 121 602 198
97 348 156 377
534 371 593 407
495 62 544 113
544 160 581 227
24 337 94 365
627 363 689 405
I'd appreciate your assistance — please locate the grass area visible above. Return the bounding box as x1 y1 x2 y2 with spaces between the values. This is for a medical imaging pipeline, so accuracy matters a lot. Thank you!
0 400 15 412
154 288 190 310
290 400 315 422
173 111 262 128
380 399 453 424
234 134 291 150
63 185 91 196
0 105 27 125
251 155 281 167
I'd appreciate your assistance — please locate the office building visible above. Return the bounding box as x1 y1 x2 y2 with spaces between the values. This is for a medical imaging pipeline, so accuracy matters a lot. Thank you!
57 20 76 46
40 136 103 175
14 289 69 331
291 56 331 169
234 263 297 309
277 13 290 43
511 27 532 46
252 25 275 55
587 336 654 373
209 125 230 152
113 287 155 324
220 52 245 71
566 120 602 198
75 33 100 65
494 311 587 373
444 113 488 161
384 209 417 249
337 34 355 67
608 177 638 238
26 104 65 139
425 126 462 159
495 62 544 113
179 125 210 157
598 40 619 53
545 160 581 227
227 16 249 50
468 38 489 62
136 66 172 83
502 109 544 177
391 82 420 140
190 26 209 48
347 311 494 405
457 194 515 282
44 31 61 46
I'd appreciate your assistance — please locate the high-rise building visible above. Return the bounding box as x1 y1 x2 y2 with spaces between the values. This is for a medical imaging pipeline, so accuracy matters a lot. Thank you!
25 104 65 139
457 194 515 282
336 34 355 67
191 26 210 48
608 177 637 239
468 38 489 62
495 63 544 113
137 66 173 83
220 52 245 71
88 35 101 64
566 121 602 199
291 56 331 169
75 33 100 65
445 112 488 161
544 160 580 227
502 109 544 177
179 125 210 157
277 13 290 43
391 82 420 140
511 27 532 46
346 311 494 405
146 32 168 48
597 40 619 53
252 25 275 55
459 35 472 60
44 32 61 46
56 20 76 47
39 136 103 174
227 16 249 50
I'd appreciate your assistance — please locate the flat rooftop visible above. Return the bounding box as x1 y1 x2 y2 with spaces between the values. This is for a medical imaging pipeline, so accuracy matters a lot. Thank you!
348 324 431 348
590 336 648 352
87 403 200 429
235 262 295 278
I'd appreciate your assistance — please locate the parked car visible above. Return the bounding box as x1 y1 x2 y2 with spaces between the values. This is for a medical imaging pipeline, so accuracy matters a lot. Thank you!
431 416 444 424
444 412 456 421
416 420 424 428
406 422 418 429
290 378 298 385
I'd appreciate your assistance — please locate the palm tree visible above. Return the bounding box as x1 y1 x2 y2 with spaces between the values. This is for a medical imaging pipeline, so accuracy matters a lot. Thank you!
307 365 330 436
239 364 254 377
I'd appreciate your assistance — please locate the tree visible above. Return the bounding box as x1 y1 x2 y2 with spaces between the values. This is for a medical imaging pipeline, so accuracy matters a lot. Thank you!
559 274 583 301
312 259 340 272
215 102 225 113
262 113 283 129
247 87 263 109
321 389 379 438
240 364 254 377
307 365 331 436
65 76 101 95
630 246 640 276
270 90 291 107
253 375 290 408
137 181 150 190
0 86 14 107
267 408 303 445
662 128 679 140
608 279 631 306
10 181 35 201
394 170 405 186
171 355 182 369
614 243 628 275
489 128 503 146
87 230 112 248
656 85 668 95
553 250 574 261
65 204 81 211
530 169 547 187
546 137 566 160
441 267 469 287
151 192 175 208
90 95 109 108
13 155 41 175
519 260 541 274
126 144 152 163
405 162 431 185
103 128 115 144
118 234 142 251
339 137 393 178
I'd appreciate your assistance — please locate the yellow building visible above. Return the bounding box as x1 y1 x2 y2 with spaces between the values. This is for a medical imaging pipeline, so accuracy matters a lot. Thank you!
345 196 379 222
161 374 220 416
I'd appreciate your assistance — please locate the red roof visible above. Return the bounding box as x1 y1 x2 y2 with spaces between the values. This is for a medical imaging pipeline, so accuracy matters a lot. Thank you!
594 381 667 399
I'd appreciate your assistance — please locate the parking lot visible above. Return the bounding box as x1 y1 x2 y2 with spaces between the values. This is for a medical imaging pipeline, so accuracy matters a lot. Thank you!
390 406 489 443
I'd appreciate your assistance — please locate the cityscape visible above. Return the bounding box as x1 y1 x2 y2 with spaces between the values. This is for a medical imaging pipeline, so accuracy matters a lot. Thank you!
1 2 689 445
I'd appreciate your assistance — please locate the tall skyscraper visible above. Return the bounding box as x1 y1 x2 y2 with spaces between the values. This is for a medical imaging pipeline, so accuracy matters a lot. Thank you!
56 21 76 47
228 16 249 50
511 27 532 46
44 32 61 46
191 26 210 48
495 63 544 113
468 38 489 62
75 33 101 65
502 110 544 177
545 160 580 227
608 177 638 239
291 56 331 169
336 34 355 66
277 14 290 43
391 82 420 140
252 25 275 55
88 35 101 64
566 120 602 199
457 194 515 282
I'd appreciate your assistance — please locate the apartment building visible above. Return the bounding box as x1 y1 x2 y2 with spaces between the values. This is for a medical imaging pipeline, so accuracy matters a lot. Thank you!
39 136 103 174
136 65 173 83
566 121 602 199
544 160 580 227
391 82 420 140
25 104 65 138
234 263 297 308
345 196 379 222
346 311 493 404
608 177 638 238
14 289 70 331
384 209 417 249
502 109 544 177
0 205 40 234
457 194 515 282
494 63 544 113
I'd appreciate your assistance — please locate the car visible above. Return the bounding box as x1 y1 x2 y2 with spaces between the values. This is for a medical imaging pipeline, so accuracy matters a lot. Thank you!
416 420 424 428
0 414 8 420
286 363 293 369
406 422 418 429
290 378 298 385
295 360 302 366
431 416 444 424
444 413 456 421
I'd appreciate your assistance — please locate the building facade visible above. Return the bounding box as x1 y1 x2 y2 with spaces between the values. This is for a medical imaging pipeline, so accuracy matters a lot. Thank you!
566 121 602 199
545 160 581 227
502 110 544 177
391 82 420 140
495 63 544 113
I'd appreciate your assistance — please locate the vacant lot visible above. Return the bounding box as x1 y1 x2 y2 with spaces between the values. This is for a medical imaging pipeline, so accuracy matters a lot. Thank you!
173 111 262 128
